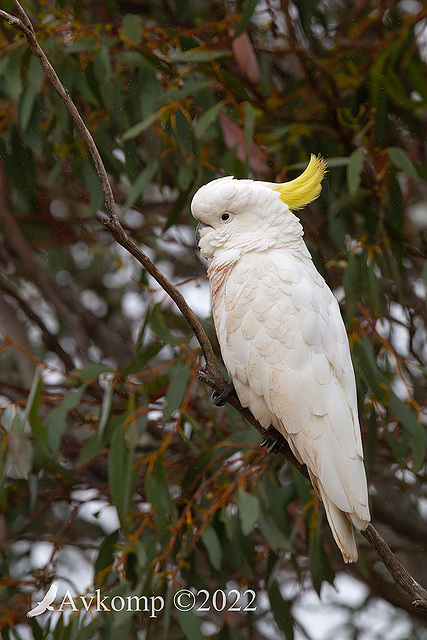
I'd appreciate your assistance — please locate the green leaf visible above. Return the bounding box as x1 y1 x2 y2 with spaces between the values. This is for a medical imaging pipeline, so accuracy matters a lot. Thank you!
20 54 44 131
385 427 408 467
201 524 222 570
174 49 229 62
98 379 113 442
145 457 177 529
347 148 364 194
46 387 86 454
28 618 44 640
5 42 25 102
83 162 104 209
163 364 191 420
9 412 32 477
122 14 143 44
387 147 419 180
257 515 290 551
177 161 193 191
116 50 158 71
291 466 312 505
365 410 378 478
411 422 425 473
74 68 100 107
216 623 247 640
174 108 195 152
20 83 37 131
27 381 50 462
194 103 223 139
237 487 259 535
362 259 382 317
310 530 335 593
94 44 112 84
76 433 103 467
343 252 360 324
235 0 259 37
161 80 212 104
319 156 350 168
122 112 161 141
94 529 119 579
268 580 294 639
177 609 204 640
108 425 137 528
389 394 419 436
67 37 97 53
352 336 389 397
76 363 113 381
182 449 213 489
150 304 190 345
122 159 159 212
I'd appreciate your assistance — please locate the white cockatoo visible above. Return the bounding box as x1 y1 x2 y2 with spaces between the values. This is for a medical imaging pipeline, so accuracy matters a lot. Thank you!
191 156 370 562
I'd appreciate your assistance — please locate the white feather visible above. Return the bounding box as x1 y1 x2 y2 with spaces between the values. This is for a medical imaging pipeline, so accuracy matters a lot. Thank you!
191 176 371 562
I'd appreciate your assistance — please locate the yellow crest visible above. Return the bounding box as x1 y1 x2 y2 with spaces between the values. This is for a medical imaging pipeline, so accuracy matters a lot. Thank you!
275 155 327 211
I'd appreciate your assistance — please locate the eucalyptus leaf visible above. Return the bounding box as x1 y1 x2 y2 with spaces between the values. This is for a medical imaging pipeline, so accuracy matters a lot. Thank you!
194 103 223 139
237 487 259 535
108 425 137 528
387 147 419 180
201 525 222 570
177 609 204 640
347 148 364 193
235 0 259 37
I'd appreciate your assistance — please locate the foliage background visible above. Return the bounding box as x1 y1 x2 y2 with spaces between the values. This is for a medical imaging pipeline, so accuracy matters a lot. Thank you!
0 0 426 637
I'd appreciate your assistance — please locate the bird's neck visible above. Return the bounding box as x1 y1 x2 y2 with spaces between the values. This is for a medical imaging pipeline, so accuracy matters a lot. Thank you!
213 224 311 262
207 231 313 305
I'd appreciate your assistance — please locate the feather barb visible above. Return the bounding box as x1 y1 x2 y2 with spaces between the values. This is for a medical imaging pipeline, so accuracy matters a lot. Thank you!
275 155 327 210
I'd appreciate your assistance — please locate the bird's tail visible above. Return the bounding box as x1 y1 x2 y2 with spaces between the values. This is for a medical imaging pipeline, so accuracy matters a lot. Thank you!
321 494 358 563
308 472 359 563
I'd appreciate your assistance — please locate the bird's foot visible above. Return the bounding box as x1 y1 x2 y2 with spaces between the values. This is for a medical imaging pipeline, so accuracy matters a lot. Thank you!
260 425 287 454
211 380 241 408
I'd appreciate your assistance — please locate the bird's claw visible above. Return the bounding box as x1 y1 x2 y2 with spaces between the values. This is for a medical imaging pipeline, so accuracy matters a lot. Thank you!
211 380 239 407
260 425 287 454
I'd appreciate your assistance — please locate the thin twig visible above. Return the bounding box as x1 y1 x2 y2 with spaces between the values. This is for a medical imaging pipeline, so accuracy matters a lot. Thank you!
0 2 221 383
0 277 75 371
2 1 426 615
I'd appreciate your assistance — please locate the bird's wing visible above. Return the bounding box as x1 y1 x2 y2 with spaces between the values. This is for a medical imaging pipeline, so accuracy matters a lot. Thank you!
219 252 370 525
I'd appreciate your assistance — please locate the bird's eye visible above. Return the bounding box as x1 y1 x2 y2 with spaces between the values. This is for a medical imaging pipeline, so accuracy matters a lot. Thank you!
220 212 234 223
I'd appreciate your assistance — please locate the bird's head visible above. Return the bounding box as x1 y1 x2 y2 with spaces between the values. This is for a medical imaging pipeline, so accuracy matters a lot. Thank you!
191 155 327 260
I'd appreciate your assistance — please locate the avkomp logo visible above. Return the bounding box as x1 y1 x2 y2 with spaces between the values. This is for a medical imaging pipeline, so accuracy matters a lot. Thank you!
27 582 59 617
27 582 165 618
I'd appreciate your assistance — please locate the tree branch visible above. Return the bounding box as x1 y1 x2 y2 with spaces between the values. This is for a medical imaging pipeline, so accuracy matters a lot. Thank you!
0 276 75 371
2 1 426 615
362 524 427 611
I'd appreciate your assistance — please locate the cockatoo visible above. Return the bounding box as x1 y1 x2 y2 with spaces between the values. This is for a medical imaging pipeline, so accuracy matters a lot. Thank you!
191 156 370 563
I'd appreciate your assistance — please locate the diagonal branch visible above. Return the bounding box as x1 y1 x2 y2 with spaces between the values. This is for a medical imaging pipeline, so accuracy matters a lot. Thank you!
0 276 75 371
2 1 426 615
0 2 220 384
361 524 427 610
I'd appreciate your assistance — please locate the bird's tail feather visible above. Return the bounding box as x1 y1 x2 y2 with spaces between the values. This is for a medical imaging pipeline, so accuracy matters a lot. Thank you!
308 471 358 563
320 492 358 563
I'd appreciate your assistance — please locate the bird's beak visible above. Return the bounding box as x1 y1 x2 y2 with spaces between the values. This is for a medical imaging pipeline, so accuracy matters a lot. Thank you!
195 221 210 249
